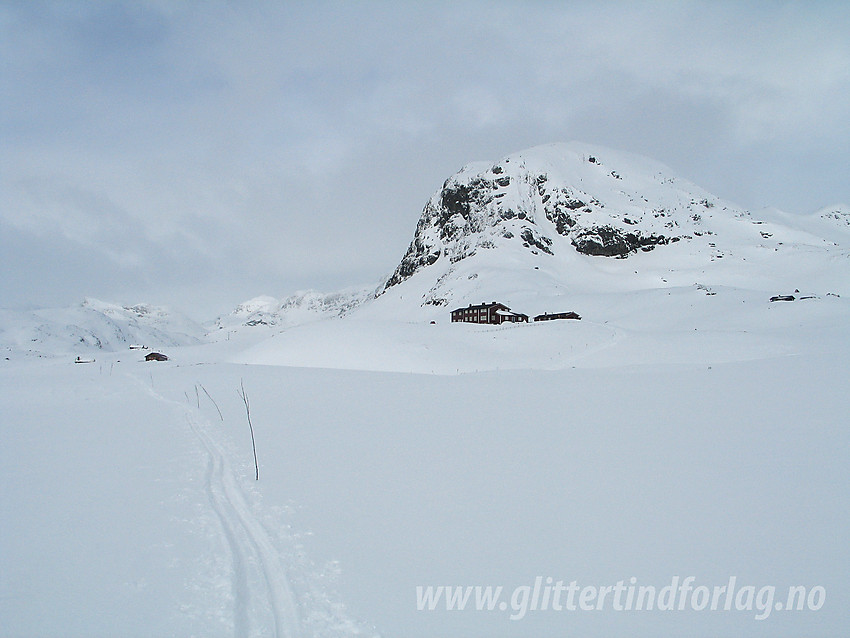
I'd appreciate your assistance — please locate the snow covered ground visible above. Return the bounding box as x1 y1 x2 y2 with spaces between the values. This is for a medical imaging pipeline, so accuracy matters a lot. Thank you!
2 283 848 637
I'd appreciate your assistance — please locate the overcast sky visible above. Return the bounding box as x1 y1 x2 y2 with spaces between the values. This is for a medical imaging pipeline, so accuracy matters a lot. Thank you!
2 1 849 320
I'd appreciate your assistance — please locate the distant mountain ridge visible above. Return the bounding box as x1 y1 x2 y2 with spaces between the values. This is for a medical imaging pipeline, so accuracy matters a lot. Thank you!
0 298 203 357
212 287 374 331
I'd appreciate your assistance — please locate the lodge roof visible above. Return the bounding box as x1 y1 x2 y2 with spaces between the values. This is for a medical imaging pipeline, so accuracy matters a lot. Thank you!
450 301 508 313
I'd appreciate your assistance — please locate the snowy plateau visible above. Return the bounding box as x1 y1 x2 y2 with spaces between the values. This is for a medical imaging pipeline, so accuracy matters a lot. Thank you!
2 143 849 637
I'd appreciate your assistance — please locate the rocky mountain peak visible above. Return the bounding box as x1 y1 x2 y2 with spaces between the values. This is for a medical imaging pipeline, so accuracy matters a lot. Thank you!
381 142 743 292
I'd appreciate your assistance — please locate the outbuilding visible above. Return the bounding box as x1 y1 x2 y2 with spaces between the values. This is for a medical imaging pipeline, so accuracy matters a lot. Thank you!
533 311 581 321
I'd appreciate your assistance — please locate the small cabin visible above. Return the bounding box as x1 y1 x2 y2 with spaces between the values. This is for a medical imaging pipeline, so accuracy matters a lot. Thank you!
534 311 581 322
145 352 168 362
451 302 528 325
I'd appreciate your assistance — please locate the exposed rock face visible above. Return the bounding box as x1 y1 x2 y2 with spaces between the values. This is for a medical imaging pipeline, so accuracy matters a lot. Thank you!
570 226 671 257
382 142 736 292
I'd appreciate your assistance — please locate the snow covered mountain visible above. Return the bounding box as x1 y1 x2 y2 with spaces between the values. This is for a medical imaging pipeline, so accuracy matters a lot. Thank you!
364 142 846 320
0 298 204 357
382 142 725 287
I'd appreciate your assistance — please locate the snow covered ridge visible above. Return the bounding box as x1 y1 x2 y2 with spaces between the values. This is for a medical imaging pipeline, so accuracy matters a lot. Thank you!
813 203 850 240
212 287 375 331
0 298 204 357
816 203 850 226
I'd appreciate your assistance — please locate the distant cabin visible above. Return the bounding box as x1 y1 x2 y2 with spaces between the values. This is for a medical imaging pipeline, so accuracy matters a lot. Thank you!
534 311 581 322
145 352 168 362
451 302 529 325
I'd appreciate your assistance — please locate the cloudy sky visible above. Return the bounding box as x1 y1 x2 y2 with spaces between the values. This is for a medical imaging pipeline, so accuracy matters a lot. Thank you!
2 1 849 320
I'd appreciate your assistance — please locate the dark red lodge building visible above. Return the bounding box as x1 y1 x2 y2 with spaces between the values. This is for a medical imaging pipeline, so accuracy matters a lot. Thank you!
451 302 529 324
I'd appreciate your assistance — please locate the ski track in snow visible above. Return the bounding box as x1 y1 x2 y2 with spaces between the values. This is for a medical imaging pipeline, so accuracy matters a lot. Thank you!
130 374 302 638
